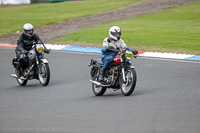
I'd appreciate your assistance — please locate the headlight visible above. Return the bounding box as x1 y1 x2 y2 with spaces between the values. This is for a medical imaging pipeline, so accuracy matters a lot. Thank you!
36 44 44 53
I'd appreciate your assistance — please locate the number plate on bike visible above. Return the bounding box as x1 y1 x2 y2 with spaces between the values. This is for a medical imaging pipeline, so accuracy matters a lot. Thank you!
125 51 133 59
36 44 45 52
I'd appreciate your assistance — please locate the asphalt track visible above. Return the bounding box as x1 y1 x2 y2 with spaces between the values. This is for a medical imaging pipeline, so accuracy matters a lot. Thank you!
0 48 200 133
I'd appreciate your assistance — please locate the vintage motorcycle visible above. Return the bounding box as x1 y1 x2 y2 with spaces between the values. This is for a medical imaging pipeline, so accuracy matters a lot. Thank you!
11 44 50 86
88 48 137 96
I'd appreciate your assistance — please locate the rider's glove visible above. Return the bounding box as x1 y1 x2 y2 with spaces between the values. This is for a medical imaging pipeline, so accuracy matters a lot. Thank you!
44 49 51 54
32 41 37 45
107 37 112 43
105 48 111 52
108 46 115 50
131 49 138 55
105 46 114 52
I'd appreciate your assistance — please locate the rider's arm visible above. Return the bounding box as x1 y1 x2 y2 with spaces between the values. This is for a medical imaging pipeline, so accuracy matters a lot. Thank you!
34 33 50 53
121 39 131 50
17 34 28 53
121 39 138 55
101 38 109 53
34 33 45 47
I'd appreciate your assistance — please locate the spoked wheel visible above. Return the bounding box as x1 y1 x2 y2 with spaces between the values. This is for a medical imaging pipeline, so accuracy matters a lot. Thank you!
121 68 137 96
92 69 107 96
15 67 28 86
92 83 107 96
38 63 50 86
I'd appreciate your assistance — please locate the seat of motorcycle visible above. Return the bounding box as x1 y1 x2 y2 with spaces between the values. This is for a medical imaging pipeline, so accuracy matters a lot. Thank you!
97 58 104 65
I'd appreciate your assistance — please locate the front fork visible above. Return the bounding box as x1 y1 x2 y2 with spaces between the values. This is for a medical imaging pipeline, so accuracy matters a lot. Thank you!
121 67 126 82
35 55 41 74
121 58 126 82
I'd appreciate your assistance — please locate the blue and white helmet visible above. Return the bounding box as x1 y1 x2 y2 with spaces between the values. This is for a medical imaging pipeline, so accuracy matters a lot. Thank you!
23 23 34 37
109 26 121 41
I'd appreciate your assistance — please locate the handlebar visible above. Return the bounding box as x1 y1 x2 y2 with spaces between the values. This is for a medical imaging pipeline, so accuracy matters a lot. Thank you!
107 47 138 56
44 49 51 54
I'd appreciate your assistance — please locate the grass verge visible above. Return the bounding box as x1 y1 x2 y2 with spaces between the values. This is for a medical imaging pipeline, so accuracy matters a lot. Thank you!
52 2 200 55
0 0 140 36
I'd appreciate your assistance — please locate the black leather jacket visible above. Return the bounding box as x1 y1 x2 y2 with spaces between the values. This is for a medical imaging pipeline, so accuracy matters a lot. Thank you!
16 33 44 52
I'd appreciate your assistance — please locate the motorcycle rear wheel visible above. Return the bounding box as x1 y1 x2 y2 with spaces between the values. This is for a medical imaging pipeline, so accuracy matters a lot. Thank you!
92 83 107 96
38 63 50 86
121 68 137 96
92 70 107 96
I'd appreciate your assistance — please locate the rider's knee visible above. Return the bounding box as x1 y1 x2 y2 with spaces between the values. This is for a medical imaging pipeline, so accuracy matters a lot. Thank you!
107 56 114 62
18 54 26 64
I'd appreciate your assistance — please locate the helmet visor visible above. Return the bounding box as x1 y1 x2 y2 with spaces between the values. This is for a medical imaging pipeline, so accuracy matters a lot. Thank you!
110 31 121 37
25 29 33 35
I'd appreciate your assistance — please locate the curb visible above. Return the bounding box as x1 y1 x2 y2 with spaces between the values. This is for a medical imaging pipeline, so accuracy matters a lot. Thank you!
1 44 200 61
46 44 200 61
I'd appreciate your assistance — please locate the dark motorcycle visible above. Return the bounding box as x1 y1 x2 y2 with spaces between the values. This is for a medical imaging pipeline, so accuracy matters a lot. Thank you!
88 48 137 96
11 44 50 86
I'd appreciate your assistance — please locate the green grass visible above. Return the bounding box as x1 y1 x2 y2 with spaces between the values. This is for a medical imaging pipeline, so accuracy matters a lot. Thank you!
0 0 140 36
53 2 200 54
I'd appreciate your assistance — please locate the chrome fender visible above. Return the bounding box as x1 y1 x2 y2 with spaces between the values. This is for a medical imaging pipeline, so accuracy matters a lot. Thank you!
129 65 135 69
40 59 48 64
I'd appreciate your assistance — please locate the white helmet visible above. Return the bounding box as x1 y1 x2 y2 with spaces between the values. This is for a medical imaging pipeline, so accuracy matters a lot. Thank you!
23 23 34 37
109 26 121 41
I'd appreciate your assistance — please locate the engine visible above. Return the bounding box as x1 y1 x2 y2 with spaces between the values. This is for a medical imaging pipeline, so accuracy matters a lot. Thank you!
28 50 35 65
104 66 120 85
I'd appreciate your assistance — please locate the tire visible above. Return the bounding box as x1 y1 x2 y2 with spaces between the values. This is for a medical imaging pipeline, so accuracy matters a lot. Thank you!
38 63 50 86
16 78 28 86
92 67 107 96
15 68 28 86
92 84 107 96
121 68 137 96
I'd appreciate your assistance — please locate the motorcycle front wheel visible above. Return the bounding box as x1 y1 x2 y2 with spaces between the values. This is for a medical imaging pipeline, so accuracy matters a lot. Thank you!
121 68 137 96
38 63 50 86
15 68 28 86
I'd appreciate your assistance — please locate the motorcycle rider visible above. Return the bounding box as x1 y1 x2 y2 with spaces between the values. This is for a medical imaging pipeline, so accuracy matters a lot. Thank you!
15 23 49 78
99 26 138 82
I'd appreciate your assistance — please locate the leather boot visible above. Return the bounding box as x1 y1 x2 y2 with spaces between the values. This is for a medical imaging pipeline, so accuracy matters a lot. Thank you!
98 67 106 82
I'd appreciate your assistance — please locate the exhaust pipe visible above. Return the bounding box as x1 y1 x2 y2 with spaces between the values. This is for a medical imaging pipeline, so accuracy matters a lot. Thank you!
89 80 101 86
11 74 18 78
11 74 26 80
89 80 113 87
